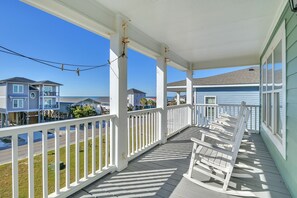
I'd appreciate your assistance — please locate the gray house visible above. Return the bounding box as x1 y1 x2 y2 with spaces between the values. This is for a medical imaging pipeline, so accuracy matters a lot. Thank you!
0 77 62 127
167 67 260 106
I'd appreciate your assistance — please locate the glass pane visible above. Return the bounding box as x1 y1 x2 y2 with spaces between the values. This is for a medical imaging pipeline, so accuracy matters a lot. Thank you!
267 54 273 91
13 100 18 107
274 92 283 138
19 85 23 93
205 97 215 104
262 63 267 92
267 93 272 129
274 41 283 90
262 94 266 123
13 85 18 93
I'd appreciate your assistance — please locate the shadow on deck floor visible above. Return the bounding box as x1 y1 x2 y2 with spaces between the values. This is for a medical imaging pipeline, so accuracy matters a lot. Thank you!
72 127 291 198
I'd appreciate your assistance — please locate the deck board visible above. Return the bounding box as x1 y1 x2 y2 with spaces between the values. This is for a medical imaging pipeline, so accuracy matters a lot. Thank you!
72 127 291 198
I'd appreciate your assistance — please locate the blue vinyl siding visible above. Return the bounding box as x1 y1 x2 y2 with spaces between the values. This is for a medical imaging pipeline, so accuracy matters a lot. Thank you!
195 86 260 105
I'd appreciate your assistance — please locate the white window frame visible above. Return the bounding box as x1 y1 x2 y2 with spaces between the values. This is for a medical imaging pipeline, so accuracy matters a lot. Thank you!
12 84 24 94
261 21 286 159
12 99 24 109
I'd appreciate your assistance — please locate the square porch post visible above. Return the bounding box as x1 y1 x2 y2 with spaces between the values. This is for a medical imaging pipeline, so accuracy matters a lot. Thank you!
157 51 167 144
186 68 193 125
176 92 181 105
109 15 128 171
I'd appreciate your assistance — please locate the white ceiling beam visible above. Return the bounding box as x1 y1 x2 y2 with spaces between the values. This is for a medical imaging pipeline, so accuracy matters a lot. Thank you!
21 0 189 70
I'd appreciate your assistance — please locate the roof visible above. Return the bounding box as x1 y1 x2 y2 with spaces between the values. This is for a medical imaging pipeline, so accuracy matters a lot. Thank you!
32 80 63 86
74 98 101 105
60 97 109 104
0 77 35 84
127 88 146 94
168 67 260 88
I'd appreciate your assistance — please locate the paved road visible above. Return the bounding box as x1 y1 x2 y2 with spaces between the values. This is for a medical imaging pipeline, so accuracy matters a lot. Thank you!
0 128 105 165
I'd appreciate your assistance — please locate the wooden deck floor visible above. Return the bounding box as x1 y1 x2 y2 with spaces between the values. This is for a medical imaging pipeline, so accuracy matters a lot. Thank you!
72 127 291 198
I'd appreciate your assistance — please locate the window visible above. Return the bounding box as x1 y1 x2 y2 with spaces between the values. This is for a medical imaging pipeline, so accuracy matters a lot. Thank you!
44 99 53 106
13 99 24 108
204 96 216 119
13 84 24 94
261 21 286 158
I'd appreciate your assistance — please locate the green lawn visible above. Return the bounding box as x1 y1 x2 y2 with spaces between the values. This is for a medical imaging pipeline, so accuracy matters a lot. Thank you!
0 134 108 198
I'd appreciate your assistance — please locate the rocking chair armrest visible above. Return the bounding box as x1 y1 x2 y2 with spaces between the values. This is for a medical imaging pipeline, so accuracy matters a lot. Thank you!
200 129 234 145
191 137 233 156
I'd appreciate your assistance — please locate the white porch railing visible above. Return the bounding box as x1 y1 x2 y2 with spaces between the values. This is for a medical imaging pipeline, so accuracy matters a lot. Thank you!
193 104 260 131
127 108 161 161
0 114 116 198
167 104 191 137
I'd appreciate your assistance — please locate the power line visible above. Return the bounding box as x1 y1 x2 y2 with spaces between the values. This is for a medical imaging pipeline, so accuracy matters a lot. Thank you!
0 45 125 75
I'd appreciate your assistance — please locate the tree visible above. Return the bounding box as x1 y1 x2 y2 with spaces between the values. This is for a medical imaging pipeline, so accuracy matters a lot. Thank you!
70 105 97 118
140 98 147 109
147 99 156 108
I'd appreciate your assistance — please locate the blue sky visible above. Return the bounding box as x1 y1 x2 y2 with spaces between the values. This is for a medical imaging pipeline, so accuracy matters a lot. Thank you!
0 1 250 97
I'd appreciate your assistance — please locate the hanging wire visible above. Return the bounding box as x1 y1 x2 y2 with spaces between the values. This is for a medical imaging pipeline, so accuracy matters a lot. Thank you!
0 45 126 75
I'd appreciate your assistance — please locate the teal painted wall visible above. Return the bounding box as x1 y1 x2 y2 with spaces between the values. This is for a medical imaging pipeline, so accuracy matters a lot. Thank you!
260 3 297 197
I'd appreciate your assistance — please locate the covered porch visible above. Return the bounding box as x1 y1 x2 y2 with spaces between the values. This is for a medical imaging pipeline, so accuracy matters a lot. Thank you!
0 0 292 197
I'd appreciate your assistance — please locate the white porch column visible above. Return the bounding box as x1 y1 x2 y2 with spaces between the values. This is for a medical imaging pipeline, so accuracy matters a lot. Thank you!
109 15 128 171
156 49 167 144
186 68 193 125
176 92 181 105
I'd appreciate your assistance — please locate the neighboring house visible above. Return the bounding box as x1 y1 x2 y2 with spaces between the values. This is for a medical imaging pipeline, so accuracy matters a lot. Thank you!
127 88 146 107
0 77 62 127
59 97 104 118
167 67 260 106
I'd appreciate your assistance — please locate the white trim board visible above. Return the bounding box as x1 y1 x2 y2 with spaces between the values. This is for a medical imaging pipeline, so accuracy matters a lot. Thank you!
168 84 260 89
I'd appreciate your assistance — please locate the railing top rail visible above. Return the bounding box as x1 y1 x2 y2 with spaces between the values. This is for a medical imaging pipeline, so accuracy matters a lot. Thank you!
194 104 218 107
127 107 162 116
194 103 259 107
0 114 116 137
167 104 191 109
217 104 260 107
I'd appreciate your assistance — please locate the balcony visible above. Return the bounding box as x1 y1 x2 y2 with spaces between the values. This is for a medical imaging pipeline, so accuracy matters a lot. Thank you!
41 91 59 97
0 104 289 197
40 104 59 109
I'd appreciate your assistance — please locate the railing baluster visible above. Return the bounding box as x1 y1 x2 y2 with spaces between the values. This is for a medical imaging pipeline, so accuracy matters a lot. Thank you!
142 114 145 148
12 134 18 198
146 113 148 147
127 117 130 157
55 127 60 195
131 116 134 155
99 121 102 171
75 124 80 183
139 115 142 149
28 131 34 198
65 126 70 189
105 120 109 168
91 121 96 175
110 118 114 166
148 113 151 145
136 116 138 151
84 123 88 179
42 129 48 197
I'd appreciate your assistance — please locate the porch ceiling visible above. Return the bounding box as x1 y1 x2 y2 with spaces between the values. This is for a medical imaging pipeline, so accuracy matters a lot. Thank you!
22 0 286 70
